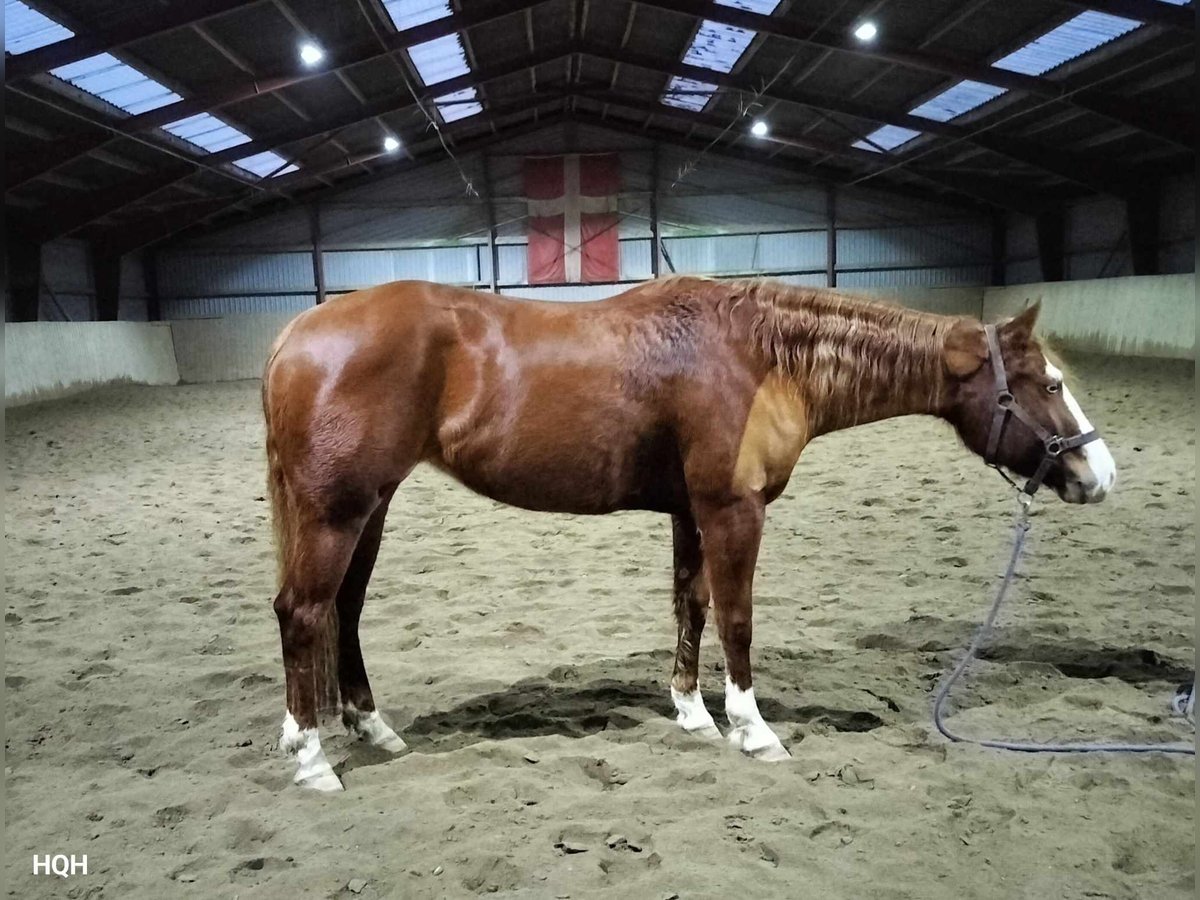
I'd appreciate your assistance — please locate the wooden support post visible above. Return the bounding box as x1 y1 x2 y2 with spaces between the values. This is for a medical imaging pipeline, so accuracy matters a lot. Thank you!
481 154 500 292
825 184 837 288
650 145 661 278
1035 210 1065 283
310 202 326 304
8 234 42 322
991 211 1007 287
92 248 121 321
1126 192 1160 276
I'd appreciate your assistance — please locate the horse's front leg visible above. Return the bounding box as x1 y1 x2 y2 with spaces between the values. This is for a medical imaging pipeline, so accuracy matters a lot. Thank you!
693 495 790 761
670 513 721 739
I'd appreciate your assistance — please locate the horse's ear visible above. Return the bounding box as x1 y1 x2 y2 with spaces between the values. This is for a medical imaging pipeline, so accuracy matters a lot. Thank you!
943 318 988 379
1003 299 1041 339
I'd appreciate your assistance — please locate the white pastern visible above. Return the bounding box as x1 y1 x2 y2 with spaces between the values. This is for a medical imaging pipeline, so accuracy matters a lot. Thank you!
343 704 408 753
724 678 790 761
671 686 721 739
1046 362 1117 498
281 712 343 792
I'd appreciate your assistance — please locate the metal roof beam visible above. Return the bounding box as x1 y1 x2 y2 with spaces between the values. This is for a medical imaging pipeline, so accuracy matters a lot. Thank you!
93 106 568 257
581 42 1144 197
634 0 1193 148
581 90 1050 213
200 46 571 165
6 0 550 189
564 108 987 214
1062 0 1195 31
7 0 269 81
26 166 195 242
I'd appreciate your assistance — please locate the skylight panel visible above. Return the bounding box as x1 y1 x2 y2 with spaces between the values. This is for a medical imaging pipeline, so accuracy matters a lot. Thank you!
381 0 451 30
662 75 719 112
434 87 483 123
992 11 1141 76
660 0 781 109
51 53 182 114
910 80 1007 122
5 0 73 53
234 151 298 178
682 20 758 73
406 32 471 85
162 113 252 153
716 0 783 14
853 125 922 153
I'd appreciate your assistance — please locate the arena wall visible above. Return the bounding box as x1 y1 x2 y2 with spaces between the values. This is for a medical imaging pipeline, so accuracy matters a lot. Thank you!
982 274 1196 359
4 322 179 406
4 274 1192 406
168 313 299 384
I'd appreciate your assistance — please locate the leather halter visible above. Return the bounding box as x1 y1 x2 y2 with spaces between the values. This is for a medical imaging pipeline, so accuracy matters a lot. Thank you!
983 324 1100 497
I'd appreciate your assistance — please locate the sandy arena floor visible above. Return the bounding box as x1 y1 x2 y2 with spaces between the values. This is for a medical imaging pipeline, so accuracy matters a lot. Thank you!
5 353 1195 899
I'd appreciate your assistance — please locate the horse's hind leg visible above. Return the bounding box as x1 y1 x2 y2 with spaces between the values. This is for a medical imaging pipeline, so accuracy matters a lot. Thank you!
274 503 370 791
338 493 407 753
669 513 721 739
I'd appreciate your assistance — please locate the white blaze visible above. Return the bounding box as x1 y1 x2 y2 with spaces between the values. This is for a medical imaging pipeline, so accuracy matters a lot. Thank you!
1046 361 1116 498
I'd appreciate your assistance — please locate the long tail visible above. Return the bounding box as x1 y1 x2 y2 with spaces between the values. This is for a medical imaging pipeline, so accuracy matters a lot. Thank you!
263 347 340 716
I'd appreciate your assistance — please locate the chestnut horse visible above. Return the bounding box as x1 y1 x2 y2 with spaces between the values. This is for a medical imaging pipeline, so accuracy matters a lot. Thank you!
262 276 1115 790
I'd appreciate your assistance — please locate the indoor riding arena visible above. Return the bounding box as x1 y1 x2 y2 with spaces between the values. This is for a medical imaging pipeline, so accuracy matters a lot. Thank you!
4 0 1195 897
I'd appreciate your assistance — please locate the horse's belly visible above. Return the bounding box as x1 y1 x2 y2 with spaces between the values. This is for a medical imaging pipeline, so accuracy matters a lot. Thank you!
433 406 684 514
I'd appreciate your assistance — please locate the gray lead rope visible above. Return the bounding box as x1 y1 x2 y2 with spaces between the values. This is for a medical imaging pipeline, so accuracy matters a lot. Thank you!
932 495 1196 755
935 326 1193 755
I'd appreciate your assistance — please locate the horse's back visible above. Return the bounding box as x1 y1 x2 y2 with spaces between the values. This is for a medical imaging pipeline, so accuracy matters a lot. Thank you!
263 279 715 514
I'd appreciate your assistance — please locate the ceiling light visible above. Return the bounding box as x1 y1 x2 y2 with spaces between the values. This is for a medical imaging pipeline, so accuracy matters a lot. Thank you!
383 135 401 152
750 119 769 138
854 21 878 41
299 42 325 66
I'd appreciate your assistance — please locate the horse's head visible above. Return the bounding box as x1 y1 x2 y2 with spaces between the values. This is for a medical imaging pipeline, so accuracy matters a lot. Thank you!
941 302 1116 504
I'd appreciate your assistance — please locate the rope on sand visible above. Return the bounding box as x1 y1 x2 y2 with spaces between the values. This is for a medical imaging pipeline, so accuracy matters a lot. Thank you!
932 499 1196 756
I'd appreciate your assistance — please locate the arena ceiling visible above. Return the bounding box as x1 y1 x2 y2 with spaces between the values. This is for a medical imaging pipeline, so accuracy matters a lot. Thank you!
4 0 1195 257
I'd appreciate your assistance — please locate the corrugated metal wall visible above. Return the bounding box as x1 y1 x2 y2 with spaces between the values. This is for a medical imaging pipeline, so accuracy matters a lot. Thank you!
1003 174 1195 285
21 122 1184 321
28 239 150 322
152 126 1014 317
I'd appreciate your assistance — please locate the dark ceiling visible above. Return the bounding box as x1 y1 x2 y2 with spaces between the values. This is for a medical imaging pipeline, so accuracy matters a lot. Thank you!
4 0 1195 257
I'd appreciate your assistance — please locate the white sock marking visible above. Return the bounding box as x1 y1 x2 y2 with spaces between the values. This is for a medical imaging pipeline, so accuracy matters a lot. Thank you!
343 703 407 753
282 712 342 791
671 686 720 737
724 677 789 761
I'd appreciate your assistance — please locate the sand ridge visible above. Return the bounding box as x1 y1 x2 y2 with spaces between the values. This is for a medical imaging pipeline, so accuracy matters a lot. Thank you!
4 354 1195 898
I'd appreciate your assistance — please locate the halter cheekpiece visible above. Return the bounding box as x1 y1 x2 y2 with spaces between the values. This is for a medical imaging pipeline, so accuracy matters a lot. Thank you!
982 323 1100 497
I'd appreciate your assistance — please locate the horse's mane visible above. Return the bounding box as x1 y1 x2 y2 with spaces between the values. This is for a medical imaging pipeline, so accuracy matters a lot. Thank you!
654 275 958 428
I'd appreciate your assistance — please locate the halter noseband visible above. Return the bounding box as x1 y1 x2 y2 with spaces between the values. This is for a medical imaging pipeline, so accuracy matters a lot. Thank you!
983 324 1100 497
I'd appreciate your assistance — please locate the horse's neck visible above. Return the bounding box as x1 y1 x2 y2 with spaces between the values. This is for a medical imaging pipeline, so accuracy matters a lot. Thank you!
756 299 950 437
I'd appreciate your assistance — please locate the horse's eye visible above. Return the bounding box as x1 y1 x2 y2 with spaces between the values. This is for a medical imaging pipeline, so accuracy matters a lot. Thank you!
1046 382 1060 394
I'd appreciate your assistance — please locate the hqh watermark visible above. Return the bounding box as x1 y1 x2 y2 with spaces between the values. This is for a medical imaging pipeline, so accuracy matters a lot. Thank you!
32 854 88 878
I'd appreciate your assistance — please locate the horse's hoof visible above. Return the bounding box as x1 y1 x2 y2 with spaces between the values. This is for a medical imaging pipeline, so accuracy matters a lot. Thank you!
748 741 792 762
370 733 408 754
295 767 344 792
347 709 408 754
685 723 723 740
727 726 791 762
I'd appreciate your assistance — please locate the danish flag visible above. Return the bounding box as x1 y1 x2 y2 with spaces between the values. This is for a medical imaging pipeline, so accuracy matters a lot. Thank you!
523 153 620 284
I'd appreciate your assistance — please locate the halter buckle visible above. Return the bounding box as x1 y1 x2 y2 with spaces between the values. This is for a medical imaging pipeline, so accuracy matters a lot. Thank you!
1043 436 1066 458
996 391 1014 409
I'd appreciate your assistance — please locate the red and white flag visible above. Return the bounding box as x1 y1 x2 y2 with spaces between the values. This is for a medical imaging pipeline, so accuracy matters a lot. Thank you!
523 153 620 284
